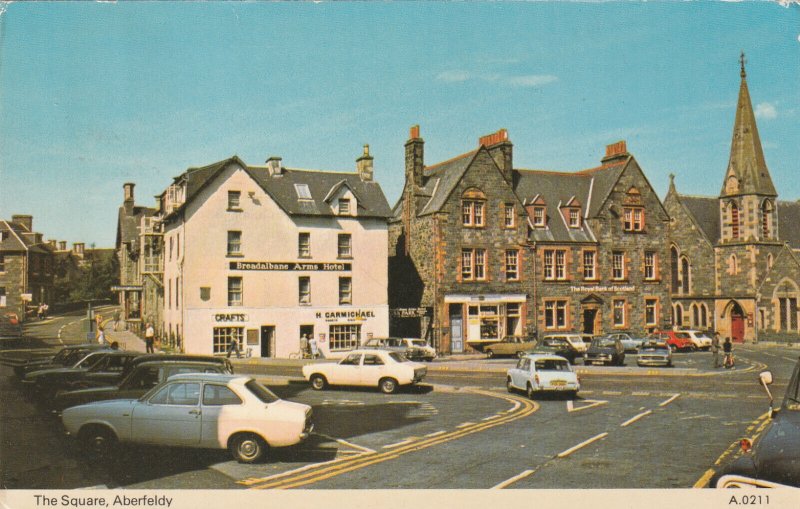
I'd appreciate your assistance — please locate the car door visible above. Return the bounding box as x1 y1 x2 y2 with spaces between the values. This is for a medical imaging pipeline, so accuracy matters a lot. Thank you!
336 353 363 385
85 355 133 386
131 381 202 446
117 366 162 399
360 353 387 386
510 358 530 389
199 383 244 448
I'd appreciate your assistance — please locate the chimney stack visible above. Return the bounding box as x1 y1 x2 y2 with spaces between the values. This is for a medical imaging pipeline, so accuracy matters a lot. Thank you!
59 241 67 251
124 182 135 202
73 242 85 257
356 144 374 182
478 128 513 182
266 156 283 177
47 239 57 249
404 125 424 191
601 140 630 164
11 214 33 232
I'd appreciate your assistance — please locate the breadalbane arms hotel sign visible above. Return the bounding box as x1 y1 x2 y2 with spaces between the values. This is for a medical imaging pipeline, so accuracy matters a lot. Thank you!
230 261 352 271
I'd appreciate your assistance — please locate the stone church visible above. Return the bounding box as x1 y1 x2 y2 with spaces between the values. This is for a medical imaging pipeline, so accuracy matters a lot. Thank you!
664 56 800 343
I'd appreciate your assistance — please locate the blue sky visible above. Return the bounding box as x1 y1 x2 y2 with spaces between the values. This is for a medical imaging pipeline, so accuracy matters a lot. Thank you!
1 2 798 247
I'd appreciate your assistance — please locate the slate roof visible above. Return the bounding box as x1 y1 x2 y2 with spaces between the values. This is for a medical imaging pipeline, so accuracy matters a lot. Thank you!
0 219 52 254
116 205 156 251
417 150 478 217
776 201 800 250
165 156 392 220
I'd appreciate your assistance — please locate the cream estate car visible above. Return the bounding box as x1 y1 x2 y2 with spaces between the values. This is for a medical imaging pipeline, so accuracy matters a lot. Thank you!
541 333 589 354
302 349 427 394
62 373 313 463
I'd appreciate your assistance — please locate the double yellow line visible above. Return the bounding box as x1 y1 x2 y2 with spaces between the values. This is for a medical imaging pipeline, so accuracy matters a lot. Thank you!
242 389 538 490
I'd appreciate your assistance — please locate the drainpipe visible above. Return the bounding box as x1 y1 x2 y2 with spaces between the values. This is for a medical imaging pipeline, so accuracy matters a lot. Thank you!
531 241 538 338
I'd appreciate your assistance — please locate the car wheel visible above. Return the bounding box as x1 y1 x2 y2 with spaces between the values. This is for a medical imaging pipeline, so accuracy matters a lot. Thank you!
526 383 535 399
486 349 495 359
506 377 514 393
229 433 267 464
425 357 434 362
310 374 327 391
379 377 398 394
78 425 117 458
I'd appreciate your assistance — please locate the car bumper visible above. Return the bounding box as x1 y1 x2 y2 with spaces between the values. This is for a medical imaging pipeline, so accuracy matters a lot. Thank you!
637 358 670 366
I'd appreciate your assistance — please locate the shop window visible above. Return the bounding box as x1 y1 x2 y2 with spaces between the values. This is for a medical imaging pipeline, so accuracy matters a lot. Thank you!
505 250 519 281
645 298 658 326
544 300 567 330
227 190 241 210
644 252 657 281
298 232 311 258
299 277 311 305
339 277 352 305
213 326 243 354
479 305 499 340
504 204 515 228
583 251 596 280
227 277 242 307
227 231 242 256
338 234 352 258
612 251 626 280
613 299 626 327
329 324 361 351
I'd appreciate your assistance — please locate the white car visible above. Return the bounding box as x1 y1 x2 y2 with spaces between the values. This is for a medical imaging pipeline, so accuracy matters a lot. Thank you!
542 333 589 354
362 337 437 362
683 330 713 350
62 373 312 463
302 349 427 394
506 354 580 398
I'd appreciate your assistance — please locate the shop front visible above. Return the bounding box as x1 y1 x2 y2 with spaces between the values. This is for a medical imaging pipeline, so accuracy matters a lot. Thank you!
443 294 527 352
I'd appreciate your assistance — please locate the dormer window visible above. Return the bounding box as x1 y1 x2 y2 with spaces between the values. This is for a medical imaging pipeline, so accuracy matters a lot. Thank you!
338 198 351 215
568 209 581 228
533 207 546 227
294 184 312 200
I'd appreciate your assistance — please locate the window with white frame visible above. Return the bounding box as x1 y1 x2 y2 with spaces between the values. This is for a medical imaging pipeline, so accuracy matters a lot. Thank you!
543 249 566 281
612 251 625 280
613 299 626 327
329 324 361 351
339 277 352 304
779 297 798 331
623 207 644 232
299 276 310 305
227 277 242 307
583 250 596 280
533 207 546 227
0 287 6 307
505 250 519 281
568 208 580 227
213 327 243 354
338 199 351 215
474 249 486 280
338 234 352 258
227 231 241 256
644 251 657 280
461 250 473 280
555 251 566 280
462 200 485 227
504 204 515 228
544 300 567 329
298 232 311 258
227 190 241 209
294 184 312 200
461 249 486 281
645 298 658 326
543 250 554 280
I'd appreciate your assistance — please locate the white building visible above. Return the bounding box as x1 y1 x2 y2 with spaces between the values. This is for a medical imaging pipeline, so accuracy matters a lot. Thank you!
158 147 391 358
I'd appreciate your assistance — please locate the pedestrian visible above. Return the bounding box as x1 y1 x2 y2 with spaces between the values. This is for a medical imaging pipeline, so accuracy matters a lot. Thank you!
113 311 121 331
97 326 106 345
723 337 734 368
711 333 721 368
226 338 241 359
42 303 49 319
145 323 155 354
308 335 319 359
37 304 44 321
300 334 309 358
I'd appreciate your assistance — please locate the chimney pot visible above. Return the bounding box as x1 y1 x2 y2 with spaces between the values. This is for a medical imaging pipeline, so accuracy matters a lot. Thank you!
478 128 509 147
266 156 283 176
603 140 628 159
59 241 67 251
409 125 420 140
123 183 135 202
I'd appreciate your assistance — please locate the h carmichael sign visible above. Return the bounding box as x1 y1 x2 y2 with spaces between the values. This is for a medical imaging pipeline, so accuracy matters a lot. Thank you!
230 261 351 271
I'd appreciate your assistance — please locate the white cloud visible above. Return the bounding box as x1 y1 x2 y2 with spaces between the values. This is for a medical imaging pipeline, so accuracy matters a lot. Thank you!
436 70 471 82
755 102 778 119
506 74 559 87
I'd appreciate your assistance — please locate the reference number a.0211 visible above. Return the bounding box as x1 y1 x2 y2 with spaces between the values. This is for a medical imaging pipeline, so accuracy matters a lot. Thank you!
728 495 770 506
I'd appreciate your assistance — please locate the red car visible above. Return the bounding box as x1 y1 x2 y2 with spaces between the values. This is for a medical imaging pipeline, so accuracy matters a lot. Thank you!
653 331 696 352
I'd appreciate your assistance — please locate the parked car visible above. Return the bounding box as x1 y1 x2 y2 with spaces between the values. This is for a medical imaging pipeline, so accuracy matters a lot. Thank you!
0 312 23 339
710 358 800 488
484 336 537 358
301 349 427 394
585 337 625 366
683 330 713 350
62 373 313 463
362 337 436 362
524 337 581 364
506 354 580 398
636 341 673 367
541 333 589 354
52 358 233 412
22 351 141 400
654 330 697 351
603 332 648 352
4 344 112 379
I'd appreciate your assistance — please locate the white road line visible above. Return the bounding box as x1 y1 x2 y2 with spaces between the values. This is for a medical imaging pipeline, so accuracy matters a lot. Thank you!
482 415 502 421
763 352 776 357
313 433 375 453
783 357 798 362
491 469 535 489
632 391 650 396
382 439 415 449
659 394 680 407
557 432 609 458
566 399 609 413
456 422 476 428
602 391 622 395
621 410 653 427
424 430 446 438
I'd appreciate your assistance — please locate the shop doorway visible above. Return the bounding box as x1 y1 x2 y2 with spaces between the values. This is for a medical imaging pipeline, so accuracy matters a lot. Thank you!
261 326 275 357
300 324 314 345
449 304 463 353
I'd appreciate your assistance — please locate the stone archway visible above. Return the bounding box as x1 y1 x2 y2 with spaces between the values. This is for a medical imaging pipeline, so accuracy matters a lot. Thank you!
723 300 746 343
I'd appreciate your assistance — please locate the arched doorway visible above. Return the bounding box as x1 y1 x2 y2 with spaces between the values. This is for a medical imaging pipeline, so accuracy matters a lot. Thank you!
728 301 745 343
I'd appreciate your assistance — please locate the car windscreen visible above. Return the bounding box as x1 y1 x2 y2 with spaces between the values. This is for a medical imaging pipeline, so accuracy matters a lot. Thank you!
388 352 409 363
245 380 280 403
592 338 616 348
534 359 570 371
410 340 427 347
542 339 567 347
675 333 691 339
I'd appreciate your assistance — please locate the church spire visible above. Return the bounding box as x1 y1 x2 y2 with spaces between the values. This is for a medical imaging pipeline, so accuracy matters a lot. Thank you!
720 52 777 198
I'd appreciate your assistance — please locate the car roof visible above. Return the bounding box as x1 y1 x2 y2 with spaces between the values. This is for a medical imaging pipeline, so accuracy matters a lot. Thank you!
520 353 569 361
165 373 248 383
347 349 394 355
134 359 230 368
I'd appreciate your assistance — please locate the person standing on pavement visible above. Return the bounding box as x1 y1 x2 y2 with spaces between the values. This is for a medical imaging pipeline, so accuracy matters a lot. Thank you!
145 323 155 354
97 326 106 345
42 303 49 319
300 334 309 358
711 333 721 368
37 304 44 321
723 337 734 368
113 311 121 331
226 338 241 359
308 335 319 359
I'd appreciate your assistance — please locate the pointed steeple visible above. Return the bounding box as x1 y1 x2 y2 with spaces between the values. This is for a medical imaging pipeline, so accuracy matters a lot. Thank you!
720 52 777 198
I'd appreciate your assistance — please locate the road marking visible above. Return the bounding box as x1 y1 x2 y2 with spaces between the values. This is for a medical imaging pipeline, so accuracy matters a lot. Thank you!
632 391 650 396
310 433 375 454
481 415 502 421
456 422 476 428
783 356 798 362
659 394 680 407
557 432 608 458
620 410 652 427
602 391 622 395
693 469 716 489
238 456 352 486
679 414 712 421
382 439 416 449
491 469 535 489
763 352 776 357
424 430 446 438
566 399 608 413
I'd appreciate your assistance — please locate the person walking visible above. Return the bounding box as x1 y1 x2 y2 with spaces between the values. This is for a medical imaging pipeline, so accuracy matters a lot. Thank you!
723 337 734 368
300 334 309 358
97 326 106 345
711 333 721 368
308 335 319 359
113 311 121 331
37 304 44 321
145 323 155 354
42 303 49 319
226 338 241 359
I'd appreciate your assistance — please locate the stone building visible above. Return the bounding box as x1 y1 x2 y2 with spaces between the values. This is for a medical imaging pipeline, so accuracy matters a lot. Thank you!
0 215 55 320
664 56 800 343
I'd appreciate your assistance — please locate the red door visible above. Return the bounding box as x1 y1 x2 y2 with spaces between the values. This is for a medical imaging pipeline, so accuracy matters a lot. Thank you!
731 314 745 343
